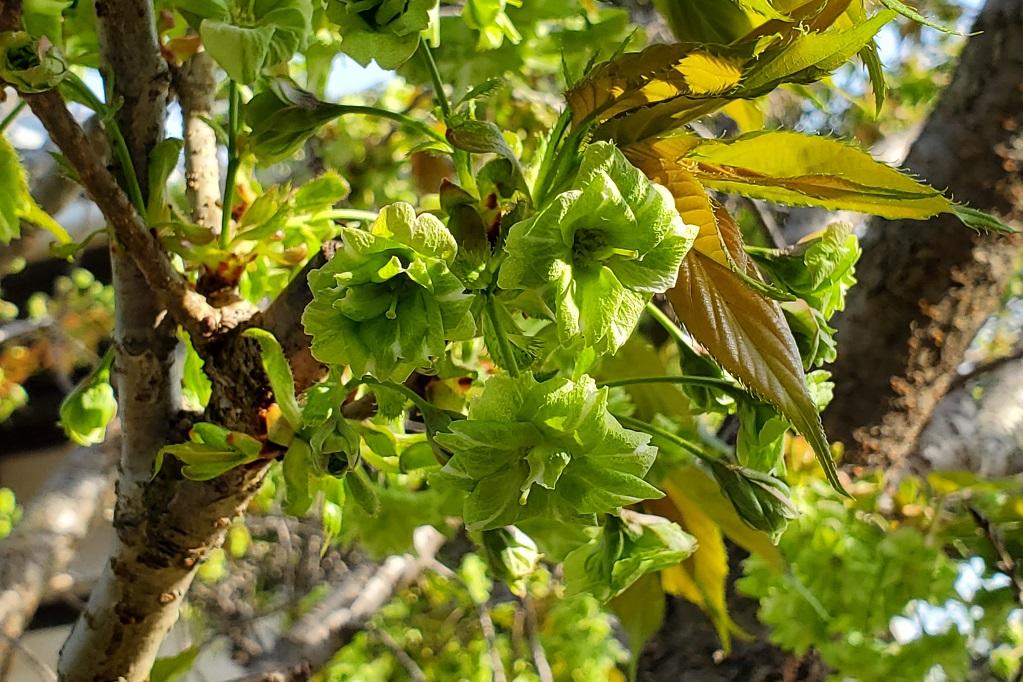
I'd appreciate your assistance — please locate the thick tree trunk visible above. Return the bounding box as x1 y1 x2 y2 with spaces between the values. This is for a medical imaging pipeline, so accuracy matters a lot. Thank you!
644 1 1023 676
823 0 1023 468
55 1 180 679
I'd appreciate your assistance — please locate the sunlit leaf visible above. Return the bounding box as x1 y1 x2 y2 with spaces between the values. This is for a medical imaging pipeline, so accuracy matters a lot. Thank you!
660 464 783 568
0 135 71 244
664 249 845 492
242 328 302 429
645 491 739 649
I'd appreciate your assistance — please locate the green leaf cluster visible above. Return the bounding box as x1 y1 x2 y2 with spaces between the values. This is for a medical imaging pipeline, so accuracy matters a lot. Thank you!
59 349 117 447
738 481 969 680
0 30 67 92
174 0 313 83
155 422 264 481
563 510 696 602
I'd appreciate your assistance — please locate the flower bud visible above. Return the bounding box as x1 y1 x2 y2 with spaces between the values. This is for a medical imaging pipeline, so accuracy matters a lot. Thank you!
711 460 797 542
0 32 67 93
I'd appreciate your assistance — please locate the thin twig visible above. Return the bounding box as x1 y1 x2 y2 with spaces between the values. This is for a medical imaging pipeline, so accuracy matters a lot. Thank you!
948 342 1023 391
968 506 1023 609
522 596 553 682
16 89 231 340
477 600 508 682
367 624 426 682
0 633 57 682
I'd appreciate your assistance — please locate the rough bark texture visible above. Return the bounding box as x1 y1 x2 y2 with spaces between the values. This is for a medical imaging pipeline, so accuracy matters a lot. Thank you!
55 1 180 678
823 0 1023 467
913 358 1023 476
0 442 116 663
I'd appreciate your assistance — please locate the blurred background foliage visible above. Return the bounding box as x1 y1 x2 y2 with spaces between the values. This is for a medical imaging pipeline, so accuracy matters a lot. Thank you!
1 0 1021 680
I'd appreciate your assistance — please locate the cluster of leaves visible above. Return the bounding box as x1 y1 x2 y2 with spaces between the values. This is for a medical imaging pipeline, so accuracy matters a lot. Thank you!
130 0 1014 647
2 0 1017 676
739 456 1023 681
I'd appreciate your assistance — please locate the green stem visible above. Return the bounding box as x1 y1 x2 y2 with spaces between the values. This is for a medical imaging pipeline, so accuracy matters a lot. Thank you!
329 104 448 146
532 108 571 205
0 100 27 134
613 414 717 464
220 80 241 250
418 40 477 194
485 294 520 378
644 301 689 348
420 41 451 119
536 126 584 206
62 73 146 215
599 375 745 399
358 377 434 417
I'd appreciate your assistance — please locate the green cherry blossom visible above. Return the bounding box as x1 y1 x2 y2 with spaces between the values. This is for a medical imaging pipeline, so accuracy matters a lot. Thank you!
302 203 474 381
498 142 696 354
433 373 663 532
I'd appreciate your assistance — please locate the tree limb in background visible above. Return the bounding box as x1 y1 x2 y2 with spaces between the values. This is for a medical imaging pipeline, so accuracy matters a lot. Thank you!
824 0 1023 468
237 527 446 681
175 52 223 241
914 356 1023 476
0 440 117 666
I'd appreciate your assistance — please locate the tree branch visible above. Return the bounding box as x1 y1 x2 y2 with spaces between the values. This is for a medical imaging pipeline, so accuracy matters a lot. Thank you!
17 88 233 338
968 506 1023 609
175 51 223 237
0 440 117 663
238 527 446 680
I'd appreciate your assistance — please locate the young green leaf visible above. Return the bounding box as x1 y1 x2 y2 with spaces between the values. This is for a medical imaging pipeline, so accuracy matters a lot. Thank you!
345 467 381 517
499 142 695 355
242 328 302 429
303 203 473 381
155 423 264 480
149 647 199 682
877 0 966 35
738 10 897 94
326 0 437 69
0 135 71 244
282 438 314 516
200 22 274 84
433 373 661 532
0 30 67 93
146 138 184 223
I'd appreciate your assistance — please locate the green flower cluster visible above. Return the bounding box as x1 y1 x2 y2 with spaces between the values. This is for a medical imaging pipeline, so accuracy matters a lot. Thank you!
434 373 662 532
0 31 66 92
499 142 696 354
303 203 473 381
